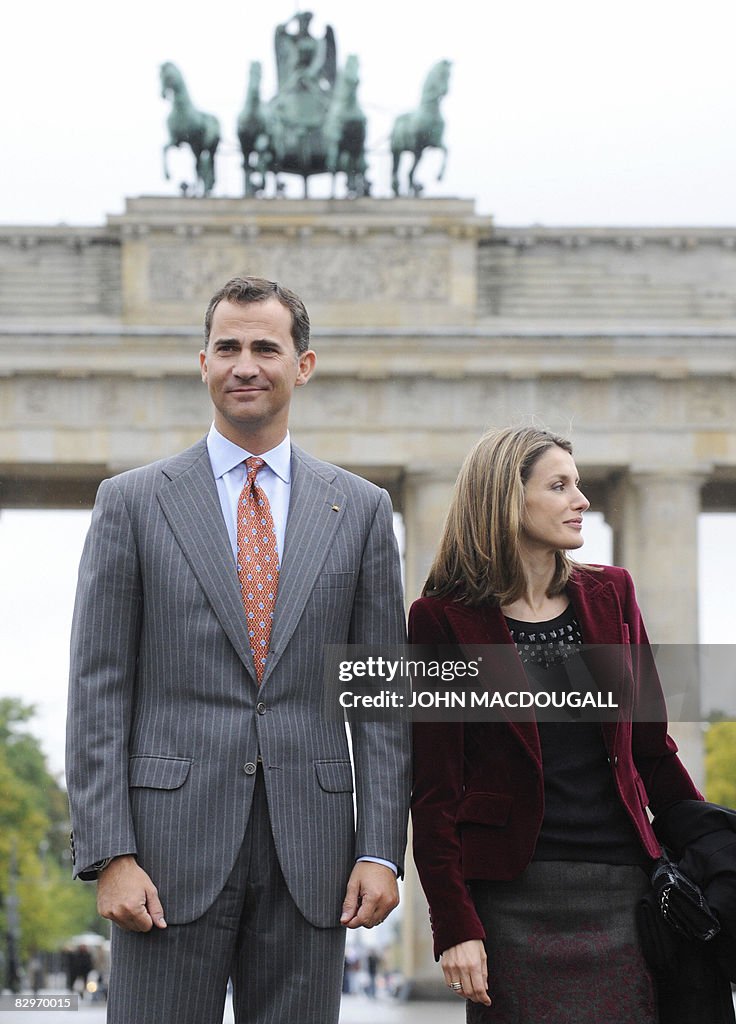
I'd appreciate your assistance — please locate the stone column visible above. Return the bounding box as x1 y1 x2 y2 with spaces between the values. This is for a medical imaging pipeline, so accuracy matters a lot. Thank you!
399 825 449 999
610 471 703 642
402 467 458 606
608 470 707 786
400 466 458 998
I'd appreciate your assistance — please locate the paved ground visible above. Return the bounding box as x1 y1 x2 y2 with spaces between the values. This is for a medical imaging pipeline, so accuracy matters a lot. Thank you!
0 992 462 1023
6 989 736 1022
338 994 462 1022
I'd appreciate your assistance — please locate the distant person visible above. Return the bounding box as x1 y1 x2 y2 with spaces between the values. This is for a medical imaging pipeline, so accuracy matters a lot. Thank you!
27 954 44 995
66 276 410 1024
410 426 701 1023
67 945 93 998
342 951 359 995
365 950 381 998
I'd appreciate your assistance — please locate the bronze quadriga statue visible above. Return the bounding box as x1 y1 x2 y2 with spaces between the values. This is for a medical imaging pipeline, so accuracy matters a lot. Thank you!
159 14 450 200
236 12 369 198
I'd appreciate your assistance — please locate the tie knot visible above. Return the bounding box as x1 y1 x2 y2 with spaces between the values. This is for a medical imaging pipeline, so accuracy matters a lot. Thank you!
245 456 265 484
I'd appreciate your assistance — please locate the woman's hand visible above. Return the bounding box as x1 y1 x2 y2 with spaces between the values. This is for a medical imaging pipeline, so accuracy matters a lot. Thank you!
440 939 492 1006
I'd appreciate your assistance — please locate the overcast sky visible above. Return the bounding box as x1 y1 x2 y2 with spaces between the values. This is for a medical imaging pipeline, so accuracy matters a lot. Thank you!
1 0 735 775
2 0 735 225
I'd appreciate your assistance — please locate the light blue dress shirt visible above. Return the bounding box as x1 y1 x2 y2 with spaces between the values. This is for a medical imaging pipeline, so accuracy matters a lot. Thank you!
206 424 291 564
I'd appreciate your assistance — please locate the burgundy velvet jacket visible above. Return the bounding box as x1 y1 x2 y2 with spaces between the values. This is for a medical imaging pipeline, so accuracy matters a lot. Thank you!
409 565 702 959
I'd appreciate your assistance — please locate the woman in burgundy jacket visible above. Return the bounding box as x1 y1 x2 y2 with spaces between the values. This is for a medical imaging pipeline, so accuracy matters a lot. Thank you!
410 427 700 1023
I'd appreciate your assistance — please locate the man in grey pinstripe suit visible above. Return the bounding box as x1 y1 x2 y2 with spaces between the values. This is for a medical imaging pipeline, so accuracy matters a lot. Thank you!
66 276 410 1023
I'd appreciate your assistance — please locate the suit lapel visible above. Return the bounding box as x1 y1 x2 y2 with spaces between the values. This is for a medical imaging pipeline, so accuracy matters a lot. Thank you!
261 446 346 685
445 602 541 765
566 571 626 644
156 440 256 679
567 570 629 744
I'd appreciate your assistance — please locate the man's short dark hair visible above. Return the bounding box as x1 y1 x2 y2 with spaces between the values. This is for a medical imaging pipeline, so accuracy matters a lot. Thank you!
203 276 311 354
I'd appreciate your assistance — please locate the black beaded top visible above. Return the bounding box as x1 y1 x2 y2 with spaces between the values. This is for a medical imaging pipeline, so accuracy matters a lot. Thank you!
506 605 583 669
504 603 647 867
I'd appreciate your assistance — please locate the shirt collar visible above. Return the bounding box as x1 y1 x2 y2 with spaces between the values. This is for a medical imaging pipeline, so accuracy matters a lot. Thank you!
206 424 292 483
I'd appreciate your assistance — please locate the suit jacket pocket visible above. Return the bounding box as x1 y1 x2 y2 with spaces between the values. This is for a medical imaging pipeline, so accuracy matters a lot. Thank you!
456 792 513 828
129 755 192 790
315 759 354 793
313 571 356 590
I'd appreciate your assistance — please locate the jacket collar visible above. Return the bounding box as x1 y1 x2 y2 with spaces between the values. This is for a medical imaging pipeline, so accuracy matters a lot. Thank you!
566 569 627 645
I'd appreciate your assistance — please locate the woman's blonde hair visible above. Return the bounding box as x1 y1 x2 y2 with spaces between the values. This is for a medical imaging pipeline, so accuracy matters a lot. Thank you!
424 426 580 606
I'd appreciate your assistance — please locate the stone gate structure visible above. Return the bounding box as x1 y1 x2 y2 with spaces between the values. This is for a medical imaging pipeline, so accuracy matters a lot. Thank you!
3 197 736 642
2 196 735 992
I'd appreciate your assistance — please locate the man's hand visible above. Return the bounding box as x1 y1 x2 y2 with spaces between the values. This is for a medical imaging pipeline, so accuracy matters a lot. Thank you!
340 861 399 929
440 939 492 1006
96 855 167 933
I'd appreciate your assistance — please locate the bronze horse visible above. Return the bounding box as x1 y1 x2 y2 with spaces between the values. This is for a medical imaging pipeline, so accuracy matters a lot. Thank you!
390 60 451 196
160 62 220 196
324 55 369 198
237 62 268 197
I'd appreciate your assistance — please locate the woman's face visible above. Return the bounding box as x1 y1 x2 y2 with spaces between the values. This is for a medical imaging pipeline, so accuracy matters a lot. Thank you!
520 445 590 553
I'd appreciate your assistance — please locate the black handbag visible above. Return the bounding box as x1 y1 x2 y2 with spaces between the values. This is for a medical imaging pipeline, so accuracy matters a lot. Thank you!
639 802 736 1024
637 851 735 1024
648 852 721 942
637 852 719 975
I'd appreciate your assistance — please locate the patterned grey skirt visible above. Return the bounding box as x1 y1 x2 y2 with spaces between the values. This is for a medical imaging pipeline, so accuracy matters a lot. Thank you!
466 860 658 1024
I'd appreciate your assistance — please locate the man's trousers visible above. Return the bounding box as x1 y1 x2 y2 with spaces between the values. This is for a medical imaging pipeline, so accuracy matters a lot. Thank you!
107 769 346 1024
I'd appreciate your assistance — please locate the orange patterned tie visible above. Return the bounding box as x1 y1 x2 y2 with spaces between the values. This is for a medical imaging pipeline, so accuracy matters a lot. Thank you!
237 457 279 683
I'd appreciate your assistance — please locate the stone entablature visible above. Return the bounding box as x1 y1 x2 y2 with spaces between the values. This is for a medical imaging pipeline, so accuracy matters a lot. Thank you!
5 321 736 374
0 225 121 323
3 323 736 476
480 226 736 322
492 226 736 245
109 196 488 235
4 199 736 329
109 197 490 328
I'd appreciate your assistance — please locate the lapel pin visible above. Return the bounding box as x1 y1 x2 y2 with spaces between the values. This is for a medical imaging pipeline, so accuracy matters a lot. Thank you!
331 504 341 512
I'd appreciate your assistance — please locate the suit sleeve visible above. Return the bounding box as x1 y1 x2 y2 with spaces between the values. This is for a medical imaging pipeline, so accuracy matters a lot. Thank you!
622 569 702 813
348 488 411 876
410 598 486 959
66 478 142 877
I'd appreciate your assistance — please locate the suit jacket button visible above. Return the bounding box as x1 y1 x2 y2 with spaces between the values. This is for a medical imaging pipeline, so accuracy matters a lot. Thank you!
256 702 267 715
243 762 257 775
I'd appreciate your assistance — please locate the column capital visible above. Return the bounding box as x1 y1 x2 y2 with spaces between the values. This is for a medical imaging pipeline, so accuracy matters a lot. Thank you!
404 463 460 486
627 465 713 487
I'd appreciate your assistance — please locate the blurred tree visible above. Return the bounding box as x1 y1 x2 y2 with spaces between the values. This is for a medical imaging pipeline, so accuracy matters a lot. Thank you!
0 699 99 960
704 719 736 807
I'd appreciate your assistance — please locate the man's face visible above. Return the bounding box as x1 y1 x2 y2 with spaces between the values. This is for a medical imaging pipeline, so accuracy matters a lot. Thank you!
200 297 315 451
